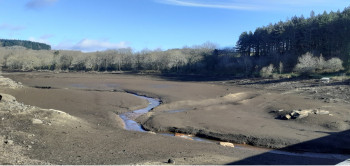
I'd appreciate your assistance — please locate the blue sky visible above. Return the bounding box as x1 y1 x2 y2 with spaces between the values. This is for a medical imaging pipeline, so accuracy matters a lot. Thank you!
0 0 349 52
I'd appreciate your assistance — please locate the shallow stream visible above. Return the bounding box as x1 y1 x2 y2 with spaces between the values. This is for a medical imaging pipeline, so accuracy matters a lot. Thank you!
119 95 160 132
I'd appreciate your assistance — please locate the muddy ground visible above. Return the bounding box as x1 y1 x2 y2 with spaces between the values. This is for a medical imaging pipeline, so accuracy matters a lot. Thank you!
0 72 349 165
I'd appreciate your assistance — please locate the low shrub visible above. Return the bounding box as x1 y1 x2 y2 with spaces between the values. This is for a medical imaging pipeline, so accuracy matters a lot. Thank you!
260 64 275 78
294 52 344 75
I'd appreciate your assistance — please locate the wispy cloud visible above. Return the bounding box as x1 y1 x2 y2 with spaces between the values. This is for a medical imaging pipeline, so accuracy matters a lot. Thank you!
157 0 257 10
0 23 26 31
29 34 54 44
25 0 58 9
55 39 130 52
155 0 349 11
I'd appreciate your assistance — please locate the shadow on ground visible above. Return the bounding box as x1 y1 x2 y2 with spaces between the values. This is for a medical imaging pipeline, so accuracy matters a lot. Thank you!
228 129 350 165
158 73 241 82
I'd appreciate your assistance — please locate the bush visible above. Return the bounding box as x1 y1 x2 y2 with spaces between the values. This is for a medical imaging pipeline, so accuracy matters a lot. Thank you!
294 52 318 74
260 64 275 78
323 58 344 73
294 52 344 75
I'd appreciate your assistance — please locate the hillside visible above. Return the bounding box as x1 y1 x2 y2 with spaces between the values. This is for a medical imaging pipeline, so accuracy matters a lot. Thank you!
0 39 51 50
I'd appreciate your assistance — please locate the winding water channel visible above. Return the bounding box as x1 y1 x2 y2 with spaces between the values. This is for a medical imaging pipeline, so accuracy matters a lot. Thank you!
120 94 350 163
119 94 160 132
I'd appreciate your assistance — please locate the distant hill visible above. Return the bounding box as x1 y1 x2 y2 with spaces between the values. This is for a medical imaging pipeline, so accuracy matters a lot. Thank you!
0 39 51 50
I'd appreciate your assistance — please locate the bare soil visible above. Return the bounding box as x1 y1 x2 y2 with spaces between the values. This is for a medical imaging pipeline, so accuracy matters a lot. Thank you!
0 72 349 165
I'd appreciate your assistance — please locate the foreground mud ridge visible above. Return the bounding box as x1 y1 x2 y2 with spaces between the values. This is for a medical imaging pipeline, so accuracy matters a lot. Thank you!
0 76 80 164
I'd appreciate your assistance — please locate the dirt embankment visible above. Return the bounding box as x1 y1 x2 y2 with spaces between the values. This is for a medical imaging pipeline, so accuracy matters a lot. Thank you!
0 76 70 164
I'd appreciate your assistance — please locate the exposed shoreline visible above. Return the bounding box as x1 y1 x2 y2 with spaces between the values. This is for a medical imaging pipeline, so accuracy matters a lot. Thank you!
1 71 349 164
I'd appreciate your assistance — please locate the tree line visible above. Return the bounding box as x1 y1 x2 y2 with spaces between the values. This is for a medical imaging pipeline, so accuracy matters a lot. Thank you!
0 44 345 77
0 6 349 77
0 39 51 50
0 43 238 74
236 6 350 73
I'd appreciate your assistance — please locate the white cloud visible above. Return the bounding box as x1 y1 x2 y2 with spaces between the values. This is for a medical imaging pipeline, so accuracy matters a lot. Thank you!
54 39 130 52
0 23 26 31
25 0 58 9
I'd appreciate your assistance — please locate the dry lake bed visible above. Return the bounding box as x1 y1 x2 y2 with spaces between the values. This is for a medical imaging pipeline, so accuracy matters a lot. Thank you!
1 72 350 164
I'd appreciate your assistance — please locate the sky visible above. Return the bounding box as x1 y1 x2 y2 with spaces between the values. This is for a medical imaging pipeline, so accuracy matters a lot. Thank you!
0 0 349 52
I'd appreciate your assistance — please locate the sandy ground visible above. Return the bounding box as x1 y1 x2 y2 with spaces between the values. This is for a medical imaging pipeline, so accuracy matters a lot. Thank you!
0 71 349 164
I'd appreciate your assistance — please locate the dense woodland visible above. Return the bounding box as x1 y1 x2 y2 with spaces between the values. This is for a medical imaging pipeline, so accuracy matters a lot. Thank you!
236 7 350 73
0 39 51 50
0 7 349 77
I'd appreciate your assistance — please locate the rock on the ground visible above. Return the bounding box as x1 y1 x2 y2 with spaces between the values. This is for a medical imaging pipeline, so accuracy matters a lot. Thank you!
290 110 310 119
283 114 292 120
218 142 235 148
32 119 43 124
167 159 175 164
314 110 330 115
4 140 14 145
281 109 330 120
